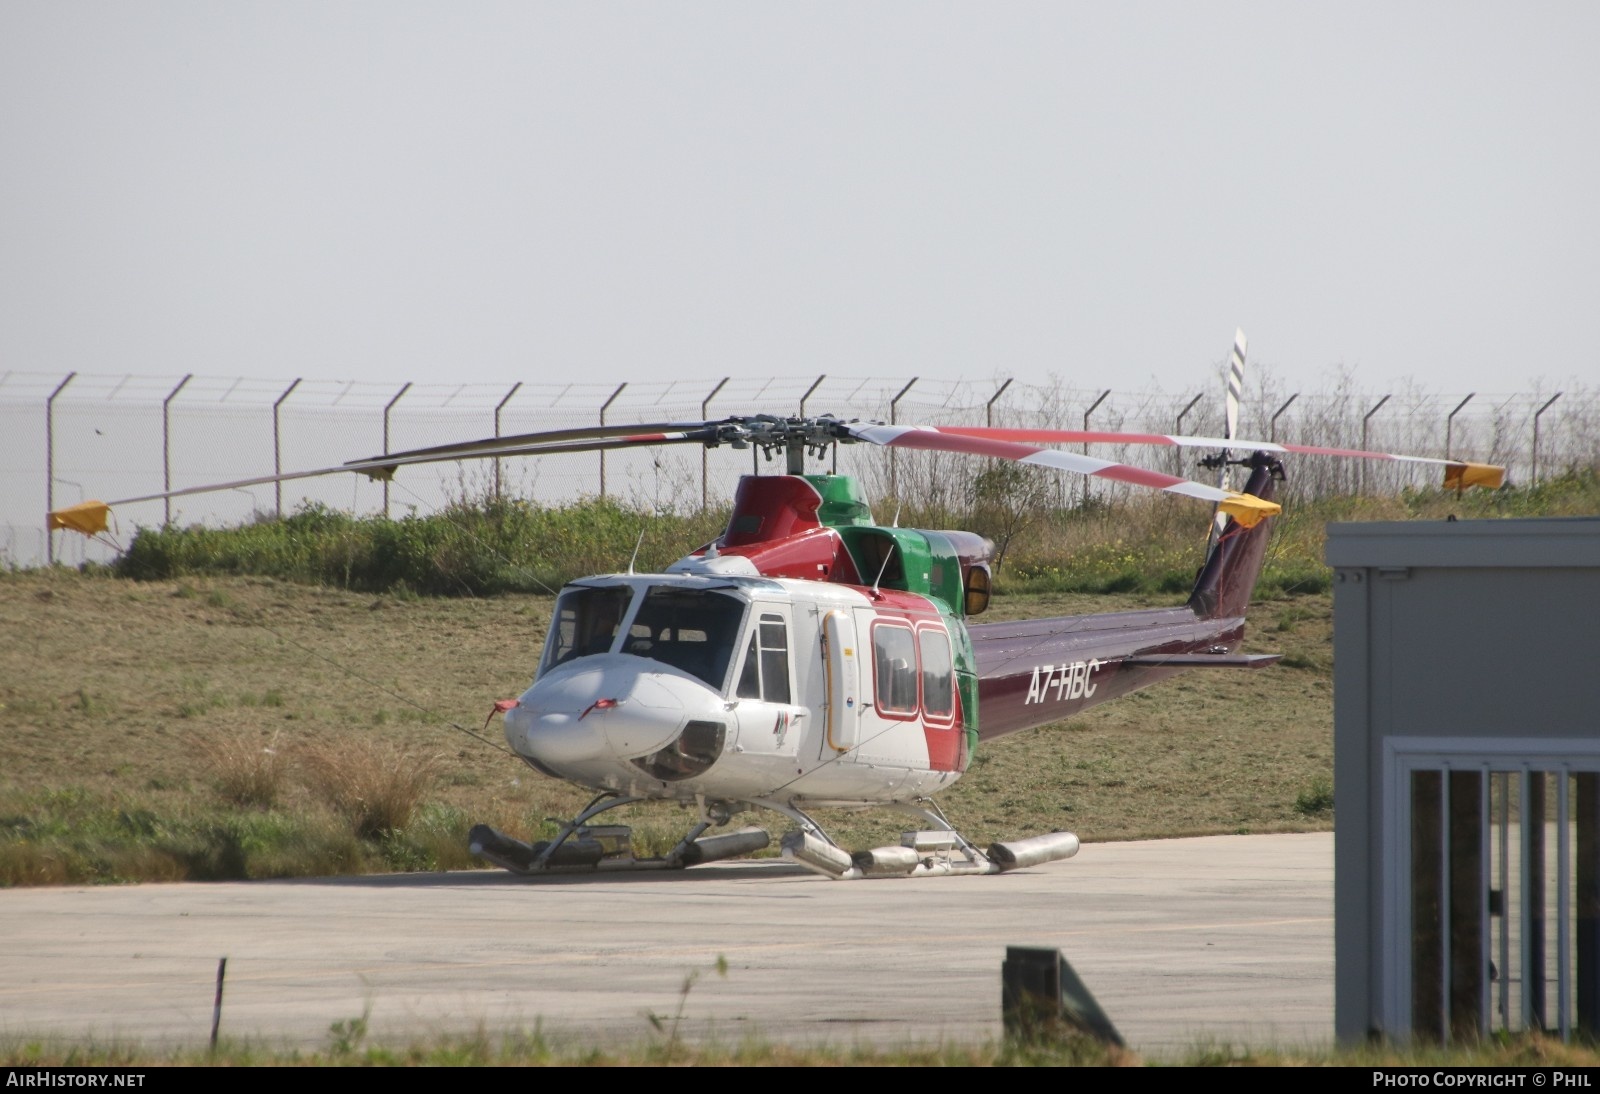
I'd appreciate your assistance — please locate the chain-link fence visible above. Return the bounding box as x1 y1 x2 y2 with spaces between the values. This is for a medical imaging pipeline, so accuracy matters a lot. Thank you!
3 368 1596 568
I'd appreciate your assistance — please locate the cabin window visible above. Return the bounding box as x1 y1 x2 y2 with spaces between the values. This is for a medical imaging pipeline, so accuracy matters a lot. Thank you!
736 613 791 703
919 627 955 720
873 623 918 716
540 585 633 675
625 586 745 690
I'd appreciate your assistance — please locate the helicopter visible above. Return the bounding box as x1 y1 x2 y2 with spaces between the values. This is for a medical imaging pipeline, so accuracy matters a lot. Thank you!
47 357 1505 881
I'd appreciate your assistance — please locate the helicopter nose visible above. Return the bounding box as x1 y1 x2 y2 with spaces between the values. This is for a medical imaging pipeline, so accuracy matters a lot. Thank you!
505 655 705 767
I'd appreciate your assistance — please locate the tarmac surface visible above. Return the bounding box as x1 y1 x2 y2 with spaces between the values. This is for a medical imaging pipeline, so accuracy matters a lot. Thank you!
0 832 1333 1059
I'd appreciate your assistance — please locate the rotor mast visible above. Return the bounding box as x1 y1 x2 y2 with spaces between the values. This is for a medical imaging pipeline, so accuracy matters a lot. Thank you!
786 433 806 475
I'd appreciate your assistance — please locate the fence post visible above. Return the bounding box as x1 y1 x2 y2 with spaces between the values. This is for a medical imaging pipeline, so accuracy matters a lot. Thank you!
273 378 302 518
493 382 523 501
599 382 626 499
161 374 193 526
1081 389 1110 506
1532 393 1562 486
1445 394 1474 461
701 377 728 510
1174 392 1203 435
794 375 828 476
1270 394 1299 443
1360 395 1390 495
382 382 412 518
887 378 918 500
986 378 1013 427
44 371 77 564
1173 392 1204 476
800 374 826 417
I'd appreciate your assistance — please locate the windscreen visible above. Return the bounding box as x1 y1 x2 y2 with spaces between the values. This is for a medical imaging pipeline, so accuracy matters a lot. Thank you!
540 585 634 675
622 585 746 690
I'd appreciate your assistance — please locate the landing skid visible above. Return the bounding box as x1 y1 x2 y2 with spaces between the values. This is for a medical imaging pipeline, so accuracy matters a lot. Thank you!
770 796 1082 880
468 792 769 875
467 792 1080 880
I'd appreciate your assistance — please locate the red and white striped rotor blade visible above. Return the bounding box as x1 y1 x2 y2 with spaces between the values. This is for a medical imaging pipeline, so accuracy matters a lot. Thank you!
1225 328 1246 447
1214 328 1248 537
919 426 1505 490
842 423 1281 527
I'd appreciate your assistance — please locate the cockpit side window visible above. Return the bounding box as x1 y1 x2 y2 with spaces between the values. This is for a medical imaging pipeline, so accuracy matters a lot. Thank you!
540 586 633 676
737 634 762 699
758 615 791 704
736 612 792 703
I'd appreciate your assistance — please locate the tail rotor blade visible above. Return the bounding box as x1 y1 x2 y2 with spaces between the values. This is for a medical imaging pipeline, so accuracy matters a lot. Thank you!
1226 328 1247 448
1213 328 1248 543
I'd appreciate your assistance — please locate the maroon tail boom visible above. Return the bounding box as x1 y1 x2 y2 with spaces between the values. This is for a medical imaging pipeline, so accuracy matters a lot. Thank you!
970 452 1284 741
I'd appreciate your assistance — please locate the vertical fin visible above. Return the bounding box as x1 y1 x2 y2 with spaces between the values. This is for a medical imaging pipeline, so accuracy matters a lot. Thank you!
1190 451 1280 620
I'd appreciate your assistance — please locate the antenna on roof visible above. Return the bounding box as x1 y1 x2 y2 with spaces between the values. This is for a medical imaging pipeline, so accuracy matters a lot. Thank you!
871 541 897 599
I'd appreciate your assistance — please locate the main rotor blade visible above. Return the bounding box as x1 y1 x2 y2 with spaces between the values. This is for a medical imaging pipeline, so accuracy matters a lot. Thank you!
841 423 1281 527
52 430 715 530
922 427 1506 489
344 421 721 467
343 431 715 478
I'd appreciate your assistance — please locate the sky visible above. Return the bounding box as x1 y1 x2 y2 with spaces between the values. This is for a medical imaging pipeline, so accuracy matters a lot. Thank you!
2 1 1597 398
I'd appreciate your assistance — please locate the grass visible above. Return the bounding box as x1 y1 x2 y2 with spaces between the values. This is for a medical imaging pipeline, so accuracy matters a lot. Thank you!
105 469 1600 599
0 567 1334 884
116 495 730 596
990 467 1600 596
3 1027 1596 1067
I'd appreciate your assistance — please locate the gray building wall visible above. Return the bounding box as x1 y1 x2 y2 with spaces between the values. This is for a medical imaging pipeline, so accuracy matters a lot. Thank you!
1327 518 1600 1041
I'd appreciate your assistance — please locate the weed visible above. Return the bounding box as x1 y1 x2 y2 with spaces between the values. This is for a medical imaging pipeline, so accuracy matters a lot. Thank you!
204 732 286 808
381 802 479 872
644 955 728 1062
299 738 439 838
327 1005 371 1056
1294 779 1334 817
176 697 224 719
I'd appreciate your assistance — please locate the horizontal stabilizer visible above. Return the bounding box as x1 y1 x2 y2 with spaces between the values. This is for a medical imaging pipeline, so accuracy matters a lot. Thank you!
1443 461 1505 490
1121 653 1282 669
47 500 111 535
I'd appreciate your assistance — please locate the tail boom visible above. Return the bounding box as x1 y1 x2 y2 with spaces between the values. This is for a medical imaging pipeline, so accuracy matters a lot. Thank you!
969 450 1284 741
970 607 1253 740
